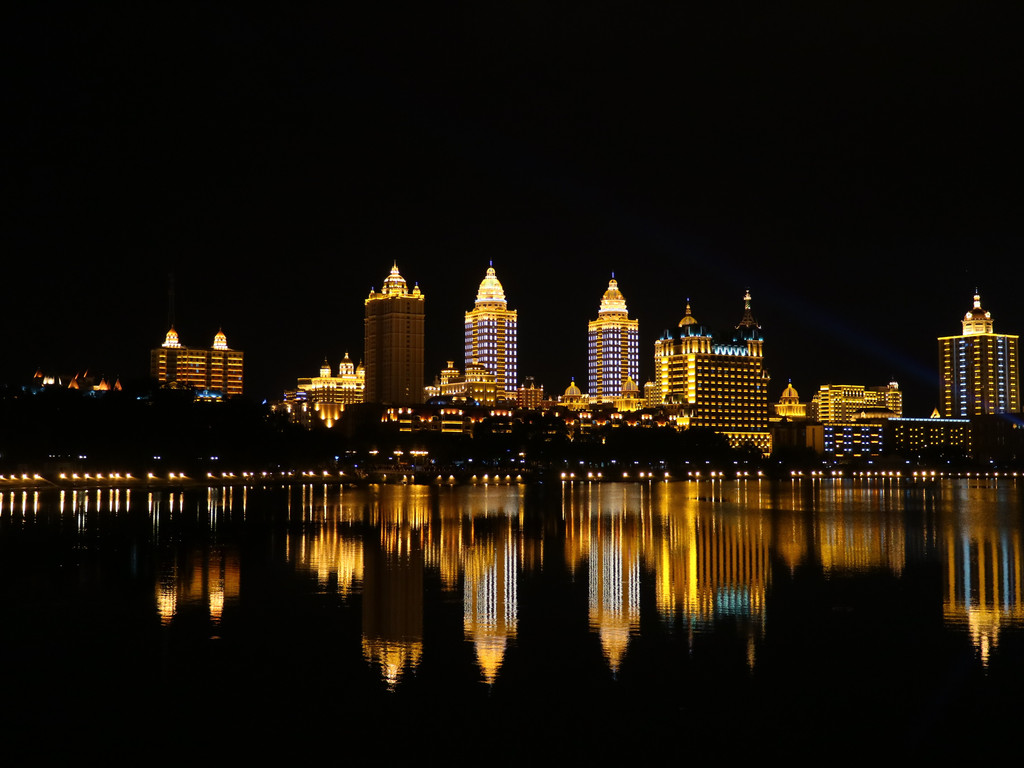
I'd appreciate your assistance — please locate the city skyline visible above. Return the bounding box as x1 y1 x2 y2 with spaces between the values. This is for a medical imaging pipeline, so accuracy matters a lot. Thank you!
7 5 1023 417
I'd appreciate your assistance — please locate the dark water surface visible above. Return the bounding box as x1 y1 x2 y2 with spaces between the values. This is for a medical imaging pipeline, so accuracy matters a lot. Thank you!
2 479 1022 759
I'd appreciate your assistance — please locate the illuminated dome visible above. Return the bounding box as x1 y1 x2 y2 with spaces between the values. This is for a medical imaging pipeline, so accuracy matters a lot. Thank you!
598 277 628 316
213 329 228 350
381 264 408 296
475 265 507 305
962 291 994 335
564 378 582 397
780 381 800 403
678 302 697 327
162 326 182 348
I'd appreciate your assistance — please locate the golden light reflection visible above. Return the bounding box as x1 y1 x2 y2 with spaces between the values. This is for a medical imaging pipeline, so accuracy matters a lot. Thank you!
940 482 1024 665
462 516 518 685
649 483 770 666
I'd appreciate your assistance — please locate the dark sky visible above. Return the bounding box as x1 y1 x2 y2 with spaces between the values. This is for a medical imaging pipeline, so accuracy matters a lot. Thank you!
5 3 1022 415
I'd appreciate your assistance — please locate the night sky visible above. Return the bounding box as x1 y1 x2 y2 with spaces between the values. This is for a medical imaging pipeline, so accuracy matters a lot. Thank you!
6 3 1022 415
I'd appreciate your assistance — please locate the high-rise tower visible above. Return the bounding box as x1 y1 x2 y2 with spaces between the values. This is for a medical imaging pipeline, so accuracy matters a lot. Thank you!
588 277 639 403
150 327 243 396
938 292 1020 417
653 291 770 453
465 264 517 400
364 264 425 404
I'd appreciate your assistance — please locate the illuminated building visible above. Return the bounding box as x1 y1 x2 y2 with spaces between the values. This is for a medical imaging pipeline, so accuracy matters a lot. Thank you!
886 416 971 457
809 382 902 423
822 422 885 459
771 381 808 421
560 378 586 411
516 376 543 409
436 360 498 406
613 376 643 412
364 264 425 404
150 326 243 397
465 265 517 400
938 292 1020 417
588 277 639 403
287 354 365 427
653 291 770 453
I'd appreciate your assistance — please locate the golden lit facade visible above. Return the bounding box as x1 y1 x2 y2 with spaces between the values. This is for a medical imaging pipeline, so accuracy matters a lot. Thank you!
653 292 770 452
150 326 243 396
588 278 639 403
436 360 498 406
291 353 365 427
771 381 807 420
465 265 517 400
809 382 902 423
939 292 1020 417
364 264 425 404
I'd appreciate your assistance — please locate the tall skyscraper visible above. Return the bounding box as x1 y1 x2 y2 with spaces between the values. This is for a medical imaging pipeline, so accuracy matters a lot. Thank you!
465 264 517 400
588 277 639 403
653 291 770 452
939 292 1020 417
150 327 243 396
364 264 425 404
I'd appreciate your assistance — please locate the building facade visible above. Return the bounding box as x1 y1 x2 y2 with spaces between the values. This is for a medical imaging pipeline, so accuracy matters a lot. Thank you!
364 264 425 404
938 293 1020 417
653 291 770 453
150 327 243 396
809 382 902 423
588 277 639 404
465 265 518 400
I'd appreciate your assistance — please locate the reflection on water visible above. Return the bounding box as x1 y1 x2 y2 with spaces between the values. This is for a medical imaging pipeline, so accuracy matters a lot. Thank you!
2 478 1023 753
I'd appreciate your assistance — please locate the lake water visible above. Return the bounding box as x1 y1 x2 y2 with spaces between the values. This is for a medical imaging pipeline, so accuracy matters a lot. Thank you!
2 478 1022 760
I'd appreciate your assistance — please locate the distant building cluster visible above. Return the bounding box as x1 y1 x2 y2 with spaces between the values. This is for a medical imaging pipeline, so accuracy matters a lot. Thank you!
130 268 1022 462
150 327 243 398
260 266 1022 461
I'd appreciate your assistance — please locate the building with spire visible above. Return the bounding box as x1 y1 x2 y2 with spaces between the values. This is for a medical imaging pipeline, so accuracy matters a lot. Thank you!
150 327 243 397
939 292 1020 417
653 290 770 453
465 264 517 400
364 264 425 405
588 277 639 404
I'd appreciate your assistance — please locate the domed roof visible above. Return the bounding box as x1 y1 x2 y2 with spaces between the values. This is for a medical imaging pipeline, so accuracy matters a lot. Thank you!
162 326 182 348
962 291 994 335
381 264 408 296
678 302 697 327
475 265 507 305
965 292 991 321
213 328 228 350
564 378 582 397
598 277 628 315
780 381 800 402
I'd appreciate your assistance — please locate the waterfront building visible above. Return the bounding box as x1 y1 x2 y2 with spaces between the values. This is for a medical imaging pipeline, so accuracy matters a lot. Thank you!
364 264 425 404
809 382 902 423
150 326 243 397
938 292 1020 417
588 277 639 404
885 416 972 458
653 291 770 453
771 381 808 421
465 265 517 400
822 422 886 459
285 354 365 428
436 360 498 406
